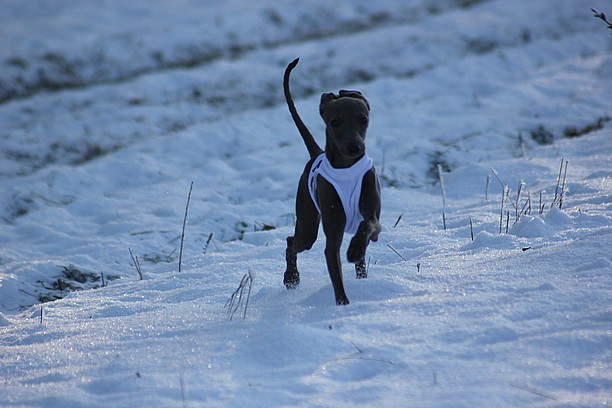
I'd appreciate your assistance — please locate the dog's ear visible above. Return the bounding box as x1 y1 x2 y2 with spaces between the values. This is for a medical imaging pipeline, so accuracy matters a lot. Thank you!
319 92 338 116
339 90 370 111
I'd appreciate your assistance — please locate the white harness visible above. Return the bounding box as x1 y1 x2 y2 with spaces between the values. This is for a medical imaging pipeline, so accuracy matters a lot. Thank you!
308 153 374 234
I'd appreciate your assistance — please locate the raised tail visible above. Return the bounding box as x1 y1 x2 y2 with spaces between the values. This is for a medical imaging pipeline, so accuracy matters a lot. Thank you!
283 58 323 159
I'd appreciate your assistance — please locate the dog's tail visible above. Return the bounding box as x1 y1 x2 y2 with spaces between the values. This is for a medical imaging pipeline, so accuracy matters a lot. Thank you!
284 58 323 159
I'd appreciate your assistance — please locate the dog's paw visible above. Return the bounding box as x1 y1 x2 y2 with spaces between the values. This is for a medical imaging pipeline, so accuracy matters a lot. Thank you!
284 270 300 290
355 260 367 279
336 296 350 306
347 236 367 263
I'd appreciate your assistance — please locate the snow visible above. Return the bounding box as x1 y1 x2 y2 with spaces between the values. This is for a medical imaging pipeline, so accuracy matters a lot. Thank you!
1 0 611 406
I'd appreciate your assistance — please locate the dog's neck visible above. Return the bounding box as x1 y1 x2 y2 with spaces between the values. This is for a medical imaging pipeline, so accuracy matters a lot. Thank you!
324 145 363 169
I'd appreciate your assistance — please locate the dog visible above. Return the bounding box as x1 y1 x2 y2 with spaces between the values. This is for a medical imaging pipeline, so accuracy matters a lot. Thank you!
282 58 381 305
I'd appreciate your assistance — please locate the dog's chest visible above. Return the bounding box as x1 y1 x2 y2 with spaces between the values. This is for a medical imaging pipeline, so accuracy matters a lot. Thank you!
307 153 373 234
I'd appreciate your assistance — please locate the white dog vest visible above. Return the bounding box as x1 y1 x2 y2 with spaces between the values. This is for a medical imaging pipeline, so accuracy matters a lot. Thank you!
308 153 374 234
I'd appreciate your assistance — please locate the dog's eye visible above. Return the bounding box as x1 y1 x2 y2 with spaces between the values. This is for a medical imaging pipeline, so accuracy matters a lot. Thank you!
330 118 342 127
358 116 368 125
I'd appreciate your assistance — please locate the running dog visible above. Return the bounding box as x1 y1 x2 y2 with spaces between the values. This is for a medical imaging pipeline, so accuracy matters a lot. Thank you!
282 58 381 305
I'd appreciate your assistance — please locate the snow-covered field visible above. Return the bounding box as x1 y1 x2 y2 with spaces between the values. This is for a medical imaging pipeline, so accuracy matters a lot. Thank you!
1 0 611 406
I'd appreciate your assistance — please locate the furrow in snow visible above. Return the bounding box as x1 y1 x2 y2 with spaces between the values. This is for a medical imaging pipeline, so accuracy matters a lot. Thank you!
0 0 491 104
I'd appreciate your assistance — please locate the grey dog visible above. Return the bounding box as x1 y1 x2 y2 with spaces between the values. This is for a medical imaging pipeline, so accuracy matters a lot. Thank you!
282 58 381 305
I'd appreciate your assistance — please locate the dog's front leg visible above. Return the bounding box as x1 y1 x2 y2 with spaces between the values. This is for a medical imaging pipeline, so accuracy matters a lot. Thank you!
318 179 350 305
347 169 382 278
349 220 379 279
324 235 349 305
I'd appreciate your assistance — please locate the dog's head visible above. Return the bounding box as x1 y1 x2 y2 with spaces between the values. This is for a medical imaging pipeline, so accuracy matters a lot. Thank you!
319 90 370 160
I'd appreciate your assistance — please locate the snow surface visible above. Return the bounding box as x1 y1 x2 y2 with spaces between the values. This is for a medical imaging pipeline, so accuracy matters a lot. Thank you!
1 0 611 406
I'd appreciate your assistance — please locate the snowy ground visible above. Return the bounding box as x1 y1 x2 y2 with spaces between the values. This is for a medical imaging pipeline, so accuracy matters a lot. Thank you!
1 0 611 406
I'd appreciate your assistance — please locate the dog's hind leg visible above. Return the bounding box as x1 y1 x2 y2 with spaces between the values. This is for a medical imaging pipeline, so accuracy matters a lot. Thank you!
284 220 319 289
284 236 300 289
284 171 320 290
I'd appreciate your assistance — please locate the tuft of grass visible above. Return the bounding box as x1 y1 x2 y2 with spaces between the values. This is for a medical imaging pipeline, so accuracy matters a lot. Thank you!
142 248 176 264
530 126 555 145
233 221 249 241
530 117 610 146
482 159 570 239
551 158 569 209
5 193 35 220
71 143 115 165
253 222 276 232
463 37 497 54
225 270 255 320
563 116 610 138
427 151 452 182
37 265 119 303
458 0 487 9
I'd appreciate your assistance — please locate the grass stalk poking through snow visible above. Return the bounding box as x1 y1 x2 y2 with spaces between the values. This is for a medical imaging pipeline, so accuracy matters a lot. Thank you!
469 217 474 241
551 159 568 209
387 244 407 262
559 160 568 209
499 185 508 234
128 248 143 280
515 180 524 224
437 164 447 230
178 181 194 273
393 213 403 228
505 211 510 234
523 190 532 216
179 372 187 408
509 382 558 401
203 232 214 255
